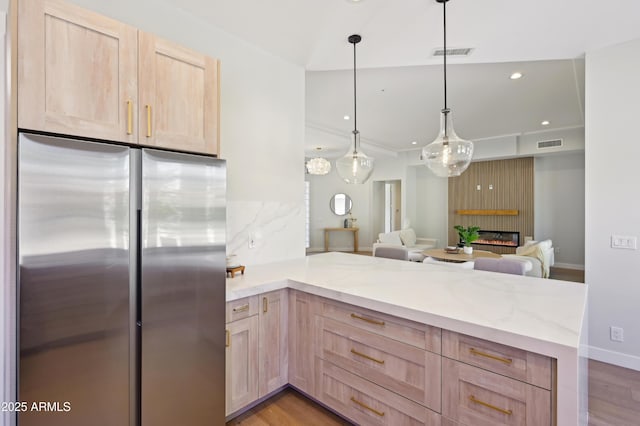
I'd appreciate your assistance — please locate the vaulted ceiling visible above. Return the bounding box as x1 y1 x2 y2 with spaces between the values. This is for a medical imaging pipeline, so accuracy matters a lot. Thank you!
163 0 639 155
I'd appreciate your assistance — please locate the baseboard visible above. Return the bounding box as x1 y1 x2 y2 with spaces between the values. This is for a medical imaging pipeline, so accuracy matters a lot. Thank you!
552 262 584 270
589 345 640 371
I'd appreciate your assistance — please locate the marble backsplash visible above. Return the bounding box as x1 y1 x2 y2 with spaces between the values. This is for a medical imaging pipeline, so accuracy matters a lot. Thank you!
226 200 306 266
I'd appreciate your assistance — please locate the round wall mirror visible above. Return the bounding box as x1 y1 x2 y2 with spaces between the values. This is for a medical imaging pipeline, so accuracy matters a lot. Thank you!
330 193 352 216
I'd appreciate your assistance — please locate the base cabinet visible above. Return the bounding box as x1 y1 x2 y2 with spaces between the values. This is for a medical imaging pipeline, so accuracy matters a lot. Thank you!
225 290 288 417
227 290 556 425
225 315 258 415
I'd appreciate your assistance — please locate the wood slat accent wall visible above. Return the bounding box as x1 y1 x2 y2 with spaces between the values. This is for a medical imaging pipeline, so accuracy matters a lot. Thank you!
448 158 534 254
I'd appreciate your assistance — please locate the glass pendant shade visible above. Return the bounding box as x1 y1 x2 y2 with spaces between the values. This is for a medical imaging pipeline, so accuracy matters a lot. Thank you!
336 132 374 184
305 157 331 175
422 109 473 178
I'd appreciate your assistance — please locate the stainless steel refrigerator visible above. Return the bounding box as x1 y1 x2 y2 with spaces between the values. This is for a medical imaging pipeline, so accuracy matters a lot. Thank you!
17 133 226 426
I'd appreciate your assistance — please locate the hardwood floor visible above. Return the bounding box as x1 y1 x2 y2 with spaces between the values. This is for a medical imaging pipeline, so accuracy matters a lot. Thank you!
589 360 640 426
227 362 640 426
549 266 585 283
226 388 351 426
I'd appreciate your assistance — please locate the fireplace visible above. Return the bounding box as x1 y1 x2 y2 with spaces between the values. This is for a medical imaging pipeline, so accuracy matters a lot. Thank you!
469 230 520 248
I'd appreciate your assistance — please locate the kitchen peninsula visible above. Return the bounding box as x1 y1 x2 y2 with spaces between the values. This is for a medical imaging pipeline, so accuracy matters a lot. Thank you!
226 252 588 425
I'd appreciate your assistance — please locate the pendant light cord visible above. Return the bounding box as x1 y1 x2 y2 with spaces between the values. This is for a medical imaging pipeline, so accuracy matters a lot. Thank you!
443 0 447 111
353 40 358 138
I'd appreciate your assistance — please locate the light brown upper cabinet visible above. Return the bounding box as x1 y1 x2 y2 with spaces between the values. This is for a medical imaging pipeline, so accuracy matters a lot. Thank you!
18 0 138 143
139 33 219 155
18 0 220 155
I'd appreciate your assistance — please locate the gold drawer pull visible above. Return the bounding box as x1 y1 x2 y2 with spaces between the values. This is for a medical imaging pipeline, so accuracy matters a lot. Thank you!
469 395 512 415
232 304 249 313
263 297 268 313
350 313 385 326
145 104 152 138
469 347 513 364
126 100 133 135
350 396 385 417
350 349 385 364
225 329 230 348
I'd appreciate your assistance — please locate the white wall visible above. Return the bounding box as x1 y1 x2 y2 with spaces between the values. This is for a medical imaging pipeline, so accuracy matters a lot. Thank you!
66 0 307 265
534 152 585 268
414 166 448 247
586 37 640 370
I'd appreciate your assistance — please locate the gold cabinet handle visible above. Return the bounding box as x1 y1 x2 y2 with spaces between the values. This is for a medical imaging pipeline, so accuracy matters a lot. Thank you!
469 347 513 364
232 304 249 313
469 395 512 415
145 104 152 138
350 348 384 364
126 100 133 135
263 297 268 313
350 396 385 417
350 313 385 326
225 329 230 348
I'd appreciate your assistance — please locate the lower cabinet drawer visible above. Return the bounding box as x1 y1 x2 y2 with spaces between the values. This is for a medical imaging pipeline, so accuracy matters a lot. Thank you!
442 330 552 390
321 317 441 411
442 358 551 426
318 359 441 426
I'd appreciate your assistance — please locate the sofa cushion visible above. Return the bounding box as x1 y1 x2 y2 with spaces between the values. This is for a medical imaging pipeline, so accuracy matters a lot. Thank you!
378 230 402 245
399 228 417 247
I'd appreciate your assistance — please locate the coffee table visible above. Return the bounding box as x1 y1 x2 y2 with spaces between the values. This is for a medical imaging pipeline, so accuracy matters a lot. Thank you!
422 248 501 263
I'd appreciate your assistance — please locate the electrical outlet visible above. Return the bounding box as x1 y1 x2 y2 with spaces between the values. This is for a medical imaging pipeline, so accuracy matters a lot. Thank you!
610 326 624 342
611 235 638 250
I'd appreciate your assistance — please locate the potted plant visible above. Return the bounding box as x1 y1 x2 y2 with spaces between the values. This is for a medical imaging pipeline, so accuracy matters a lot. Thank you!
454 225 480 254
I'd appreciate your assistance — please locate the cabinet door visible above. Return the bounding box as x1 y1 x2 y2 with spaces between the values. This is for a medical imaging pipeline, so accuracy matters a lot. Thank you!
259 289 288 397
139 32 219 155
225 316 259 416
18 0 138 142
288 290 320 396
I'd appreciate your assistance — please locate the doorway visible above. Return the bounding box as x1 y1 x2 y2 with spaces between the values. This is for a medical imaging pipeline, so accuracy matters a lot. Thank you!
372 180 402 236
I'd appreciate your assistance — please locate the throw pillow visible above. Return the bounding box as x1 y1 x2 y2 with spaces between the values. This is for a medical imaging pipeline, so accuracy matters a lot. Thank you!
378 230 402 245
399 228 417 247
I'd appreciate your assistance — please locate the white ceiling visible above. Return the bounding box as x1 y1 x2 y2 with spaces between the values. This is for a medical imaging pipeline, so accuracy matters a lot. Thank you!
306 58 585 154
162 0 638 155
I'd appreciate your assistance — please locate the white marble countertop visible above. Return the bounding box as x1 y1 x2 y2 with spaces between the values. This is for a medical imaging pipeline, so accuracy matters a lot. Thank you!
226 252 587 358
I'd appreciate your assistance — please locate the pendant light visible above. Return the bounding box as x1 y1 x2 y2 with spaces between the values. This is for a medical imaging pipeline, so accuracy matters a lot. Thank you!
306 148 332 175
336 34 374 184
422 0 473 178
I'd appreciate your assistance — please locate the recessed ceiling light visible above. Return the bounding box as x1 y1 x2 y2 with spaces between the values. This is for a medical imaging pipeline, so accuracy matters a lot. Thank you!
411 141 418 145
510 72 523 80
541 120 550 126
343 115 350 120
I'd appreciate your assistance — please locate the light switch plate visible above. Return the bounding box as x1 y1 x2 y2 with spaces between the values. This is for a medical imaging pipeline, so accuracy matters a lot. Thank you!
611 235 637 250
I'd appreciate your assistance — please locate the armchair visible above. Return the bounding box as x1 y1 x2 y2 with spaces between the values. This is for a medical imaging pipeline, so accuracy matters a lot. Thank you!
503 239 555 278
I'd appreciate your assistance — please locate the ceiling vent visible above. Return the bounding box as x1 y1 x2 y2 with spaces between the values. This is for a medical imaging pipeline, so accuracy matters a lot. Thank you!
433 47 473 57
537 139 563 149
